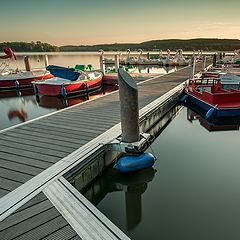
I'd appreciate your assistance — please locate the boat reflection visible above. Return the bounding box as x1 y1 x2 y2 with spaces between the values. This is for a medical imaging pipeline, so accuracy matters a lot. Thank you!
8 108 28 122
38 95 85 109
0 88 34 98
80 167 156 231
37 85 118 109
187 107 240 132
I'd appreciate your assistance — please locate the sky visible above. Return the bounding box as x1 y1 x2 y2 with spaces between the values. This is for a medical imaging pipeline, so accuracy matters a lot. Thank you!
0 0 239 46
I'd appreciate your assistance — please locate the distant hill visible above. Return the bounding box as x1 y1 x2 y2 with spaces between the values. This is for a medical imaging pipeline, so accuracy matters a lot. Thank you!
60 38 240 52
1 39 240 52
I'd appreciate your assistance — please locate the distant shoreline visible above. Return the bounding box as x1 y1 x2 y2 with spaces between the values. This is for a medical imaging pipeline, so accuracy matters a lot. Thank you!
1 38 240 52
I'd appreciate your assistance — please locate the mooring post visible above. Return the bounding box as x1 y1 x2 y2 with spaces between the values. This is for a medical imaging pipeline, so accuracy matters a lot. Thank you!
24 56 31 71
189 56 195 80
146 52 150 60
99 54 105 75
202 55 206 70
118 69 140 143
114 54 119 73
44 55 49 67
212 53 217 67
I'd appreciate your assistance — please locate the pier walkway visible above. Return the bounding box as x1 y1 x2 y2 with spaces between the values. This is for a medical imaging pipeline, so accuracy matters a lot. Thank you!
0 63 204 239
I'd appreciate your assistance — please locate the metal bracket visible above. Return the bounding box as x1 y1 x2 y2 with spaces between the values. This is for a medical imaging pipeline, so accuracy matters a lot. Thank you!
105 133 154 154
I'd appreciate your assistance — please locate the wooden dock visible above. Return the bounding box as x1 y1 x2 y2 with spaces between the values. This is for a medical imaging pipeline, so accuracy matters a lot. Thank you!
0 63 205 239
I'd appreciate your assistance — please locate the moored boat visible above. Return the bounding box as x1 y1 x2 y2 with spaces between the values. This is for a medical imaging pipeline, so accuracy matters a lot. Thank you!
183 79 240 120
0 47 52 90
0 69 53 90
32 65 103 97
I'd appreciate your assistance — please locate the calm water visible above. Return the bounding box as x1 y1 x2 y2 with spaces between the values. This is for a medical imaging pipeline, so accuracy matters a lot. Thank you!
0 52 177 130
81 106 240 240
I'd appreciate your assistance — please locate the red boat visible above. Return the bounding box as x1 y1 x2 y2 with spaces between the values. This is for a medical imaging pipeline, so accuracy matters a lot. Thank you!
0 69 53 90
0 47 52 90
32 65 103 96
183 78 240 120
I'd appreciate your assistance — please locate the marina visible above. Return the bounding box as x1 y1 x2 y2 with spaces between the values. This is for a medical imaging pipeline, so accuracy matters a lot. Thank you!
1 0 240 238
0 50 239 239
0 55 205 239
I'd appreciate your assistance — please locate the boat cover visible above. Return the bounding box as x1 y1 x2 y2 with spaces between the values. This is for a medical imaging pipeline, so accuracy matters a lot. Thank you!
46 65 80 81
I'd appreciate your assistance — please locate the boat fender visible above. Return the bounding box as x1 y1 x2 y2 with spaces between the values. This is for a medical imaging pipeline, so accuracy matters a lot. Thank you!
205 108 214 120
114 152 156 173
179 95 188 103
33 83 38 95
61 84 67 98
15 80 20 90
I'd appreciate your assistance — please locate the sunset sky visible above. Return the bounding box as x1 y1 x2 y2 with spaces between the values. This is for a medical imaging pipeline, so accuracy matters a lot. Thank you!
0 0 239 46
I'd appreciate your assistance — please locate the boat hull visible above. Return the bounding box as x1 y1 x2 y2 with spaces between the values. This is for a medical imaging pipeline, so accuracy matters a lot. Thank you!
187 93 240 118
0 70 52 90
35 75 103 96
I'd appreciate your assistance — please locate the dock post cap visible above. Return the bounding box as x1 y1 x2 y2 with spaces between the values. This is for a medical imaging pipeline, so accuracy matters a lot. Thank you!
118 68 137 91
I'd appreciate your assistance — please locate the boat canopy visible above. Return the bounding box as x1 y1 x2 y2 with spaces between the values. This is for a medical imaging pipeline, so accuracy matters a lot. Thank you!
46 65 80 81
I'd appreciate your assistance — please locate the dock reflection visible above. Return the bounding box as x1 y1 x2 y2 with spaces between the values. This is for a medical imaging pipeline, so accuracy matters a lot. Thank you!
81 167 156 231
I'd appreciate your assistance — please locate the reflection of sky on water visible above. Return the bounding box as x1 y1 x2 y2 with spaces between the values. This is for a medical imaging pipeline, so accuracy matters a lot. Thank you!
81 107 240 240
0 93 54 130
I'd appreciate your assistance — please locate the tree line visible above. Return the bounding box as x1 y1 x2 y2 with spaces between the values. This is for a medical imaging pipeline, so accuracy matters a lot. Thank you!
0 41 59 52
0 39 239 52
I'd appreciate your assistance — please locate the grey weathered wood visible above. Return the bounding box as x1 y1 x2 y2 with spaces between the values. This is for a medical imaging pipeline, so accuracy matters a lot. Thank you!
0 159 40 175
0 177 22 191
0 135 74 153
44 177 130 240
0 141 67 158
0 200 52 231
0 145 60 163
17 125 95 142
0 152 51 169
2 131 82 148
0 168 32 184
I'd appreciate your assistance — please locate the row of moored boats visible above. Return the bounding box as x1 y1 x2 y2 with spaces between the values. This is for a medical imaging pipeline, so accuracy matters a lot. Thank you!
0 47 103 97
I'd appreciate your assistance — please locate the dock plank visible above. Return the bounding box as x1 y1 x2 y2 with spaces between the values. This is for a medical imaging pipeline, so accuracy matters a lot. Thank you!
0 146 61 164
0 177 22 191
0 168 32 184
0 159 39 176
0 152 51 169
0 195 80 240
0 140 67 158
0 135 74 153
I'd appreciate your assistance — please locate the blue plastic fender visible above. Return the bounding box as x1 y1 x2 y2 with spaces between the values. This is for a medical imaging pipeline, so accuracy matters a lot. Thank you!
205 108 215 120
179 95 188 103
61 84 67 97
114 152 156 173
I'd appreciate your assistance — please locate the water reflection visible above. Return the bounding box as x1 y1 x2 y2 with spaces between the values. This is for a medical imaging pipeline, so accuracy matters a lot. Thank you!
187 106 240 132
82 167 156 231
78 107 240 240
0 85 118 130
37 95 86 109
137 65 177 74
8 108 28 122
